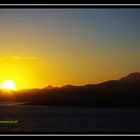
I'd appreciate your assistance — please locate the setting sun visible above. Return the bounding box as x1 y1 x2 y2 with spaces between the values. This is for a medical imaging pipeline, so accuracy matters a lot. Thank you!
0 80 16 90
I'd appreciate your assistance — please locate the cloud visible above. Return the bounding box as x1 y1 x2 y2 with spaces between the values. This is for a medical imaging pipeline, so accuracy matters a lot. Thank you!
0 56 37 60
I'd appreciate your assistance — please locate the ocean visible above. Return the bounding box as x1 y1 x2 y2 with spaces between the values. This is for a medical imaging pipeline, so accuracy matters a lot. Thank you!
0 102 140 134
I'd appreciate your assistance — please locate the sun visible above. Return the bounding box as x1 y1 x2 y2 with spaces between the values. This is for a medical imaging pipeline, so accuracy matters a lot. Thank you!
0 80 16 90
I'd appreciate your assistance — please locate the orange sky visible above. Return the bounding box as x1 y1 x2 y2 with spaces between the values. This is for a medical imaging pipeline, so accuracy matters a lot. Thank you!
0 9 140 89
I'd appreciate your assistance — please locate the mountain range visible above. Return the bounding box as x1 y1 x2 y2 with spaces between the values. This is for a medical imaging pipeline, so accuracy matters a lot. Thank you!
1 72 140 107
44 72 140 89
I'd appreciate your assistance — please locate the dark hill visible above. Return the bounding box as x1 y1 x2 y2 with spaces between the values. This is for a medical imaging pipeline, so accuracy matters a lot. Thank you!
1 72 140 107
119 72 140 83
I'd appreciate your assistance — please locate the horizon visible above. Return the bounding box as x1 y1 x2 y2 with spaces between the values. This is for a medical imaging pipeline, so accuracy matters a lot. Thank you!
0 71 139 91
0 9 140 90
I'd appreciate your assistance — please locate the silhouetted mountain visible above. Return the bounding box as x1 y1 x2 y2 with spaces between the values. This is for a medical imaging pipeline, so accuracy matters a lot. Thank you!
62 85 78 89
44 85 54 90
119 72 140 83
95 80 120 88
1 72 140 107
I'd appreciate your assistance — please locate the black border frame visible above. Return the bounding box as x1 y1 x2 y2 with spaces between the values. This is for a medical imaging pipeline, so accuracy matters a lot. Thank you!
0 4 140 136
0 4 140 8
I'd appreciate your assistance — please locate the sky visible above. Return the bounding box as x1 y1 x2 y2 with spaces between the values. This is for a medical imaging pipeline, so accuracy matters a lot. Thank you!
0 8 140 89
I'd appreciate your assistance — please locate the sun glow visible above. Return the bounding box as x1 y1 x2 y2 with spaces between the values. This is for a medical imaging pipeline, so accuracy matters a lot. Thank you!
0 80 16 90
